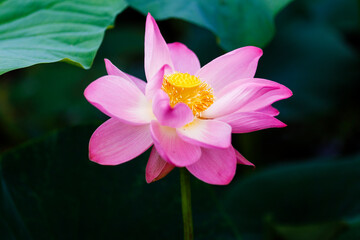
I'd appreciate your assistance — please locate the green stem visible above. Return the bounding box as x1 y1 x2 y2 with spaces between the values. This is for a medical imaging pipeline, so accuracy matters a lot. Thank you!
180 168 194 240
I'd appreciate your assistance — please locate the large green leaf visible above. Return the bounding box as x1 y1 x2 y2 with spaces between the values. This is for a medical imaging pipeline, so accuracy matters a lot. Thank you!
0 20 147 145
0 0 127 75
127 0 293 50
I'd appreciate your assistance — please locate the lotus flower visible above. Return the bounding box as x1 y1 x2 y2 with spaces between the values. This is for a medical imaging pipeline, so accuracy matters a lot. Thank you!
84 13 292 185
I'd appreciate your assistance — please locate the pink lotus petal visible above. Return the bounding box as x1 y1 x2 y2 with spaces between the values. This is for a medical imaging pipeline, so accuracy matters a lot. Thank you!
186 147 237 185
89 118 153 165
238 79 293 113
104 59 146 93
168 42 201 75
217 112 286 133
127 75 147 93
84 75 153 125
177 118 231 149
256 105 280 116
144 13 174 82
234 149 255 166
146 147 175 183
202 81 279 118
150 121 201 167
145 64 171 100
197 46 262 94
152 91 194 128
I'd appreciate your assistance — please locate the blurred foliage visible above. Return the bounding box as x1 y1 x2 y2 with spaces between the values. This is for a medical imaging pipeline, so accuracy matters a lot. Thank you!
0 125 359 239
225 153 360 239
258 0 360 121
0 0 359 239
127 0 294 50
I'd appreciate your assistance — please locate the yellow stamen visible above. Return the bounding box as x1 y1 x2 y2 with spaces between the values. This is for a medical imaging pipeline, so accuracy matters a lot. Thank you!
162 72 214 116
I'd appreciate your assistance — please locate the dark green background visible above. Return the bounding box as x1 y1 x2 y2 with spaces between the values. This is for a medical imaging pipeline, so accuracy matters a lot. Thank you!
1 0 359 239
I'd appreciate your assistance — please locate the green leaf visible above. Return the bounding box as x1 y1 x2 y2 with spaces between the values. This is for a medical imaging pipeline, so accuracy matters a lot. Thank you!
1 23 147 141
126 0 293 50
0 0 127 75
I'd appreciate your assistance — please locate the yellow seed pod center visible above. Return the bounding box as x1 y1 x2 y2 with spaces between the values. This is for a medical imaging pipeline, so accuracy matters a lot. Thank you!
166 72 202 88
162 72 215 116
